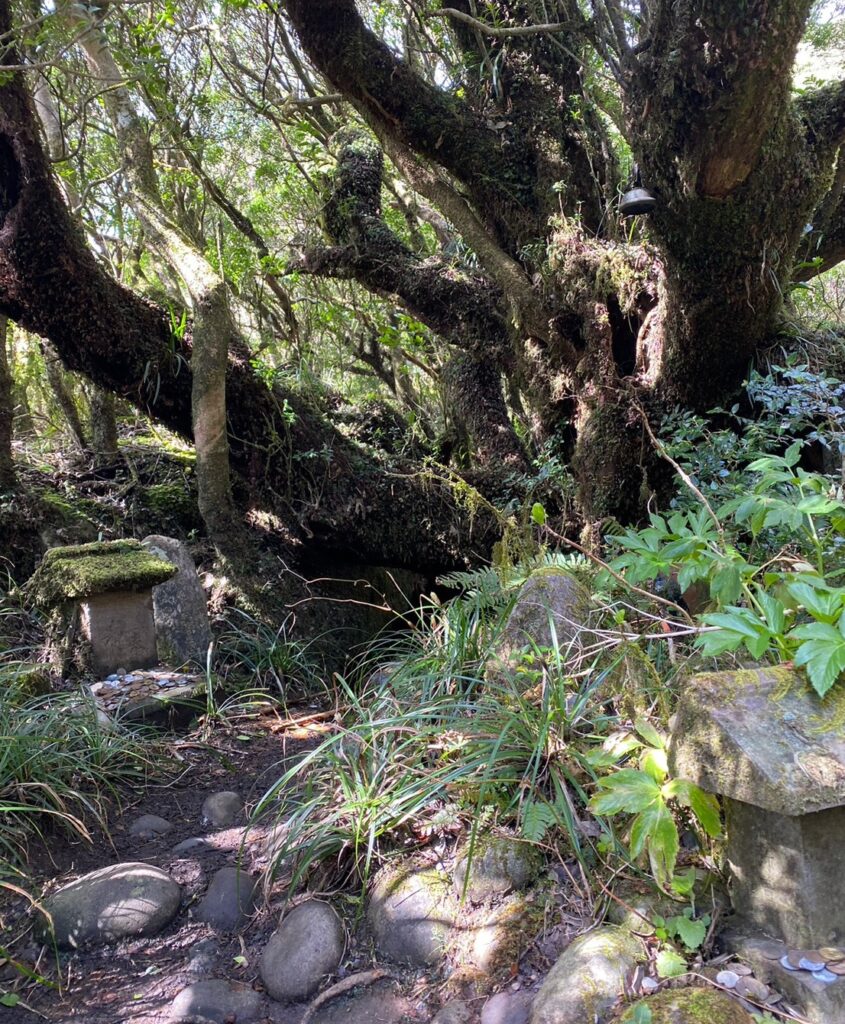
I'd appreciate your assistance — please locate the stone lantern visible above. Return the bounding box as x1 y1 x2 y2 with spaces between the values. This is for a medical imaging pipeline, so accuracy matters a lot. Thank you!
670 666 845 1022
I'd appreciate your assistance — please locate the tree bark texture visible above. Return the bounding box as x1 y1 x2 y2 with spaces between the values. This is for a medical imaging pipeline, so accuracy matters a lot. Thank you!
0 314 14 490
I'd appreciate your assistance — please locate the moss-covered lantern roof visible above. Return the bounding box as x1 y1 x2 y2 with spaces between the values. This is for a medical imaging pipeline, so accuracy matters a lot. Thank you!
27 540 177 607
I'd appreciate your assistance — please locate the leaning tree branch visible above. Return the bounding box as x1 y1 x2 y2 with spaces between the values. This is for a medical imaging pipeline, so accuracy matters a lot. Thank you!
0 10 496 570
278 0 540 248
795 182 845 281
292 129 515 367
797 79 845 161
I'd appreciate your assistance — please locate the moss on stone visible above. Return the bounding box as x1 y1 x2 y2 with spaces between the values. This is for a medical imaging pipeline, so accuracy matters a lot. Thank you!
615 987 755 1023
27 540 176 606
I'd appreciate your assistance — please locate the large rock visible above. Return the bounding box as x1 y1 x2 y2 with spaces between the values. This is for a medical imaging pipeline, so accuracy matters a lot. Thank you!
492 569 591 676
193 867 256 932
614 989 755 1023
530 926 645 1024
40 862 181 949
454 834 541 901
259 899 345 1002
143 535 211 667
368 862 456 967
169 979 264 1023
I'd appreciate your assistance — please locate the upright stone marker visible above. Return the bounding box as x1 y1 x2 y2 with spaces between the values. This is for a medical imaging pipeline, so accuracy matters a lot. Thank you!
669 667 845 1023
143 535 211 667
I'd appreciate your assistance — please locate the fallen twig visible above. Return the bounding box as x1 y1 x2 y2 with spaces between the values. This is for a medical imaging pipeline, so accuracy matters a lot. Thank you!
300 969 396 1024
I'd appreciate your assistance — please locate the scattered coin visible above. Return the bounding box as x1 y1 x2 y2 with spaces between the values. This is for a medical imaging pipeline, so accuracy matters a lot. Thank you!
819 947 844 961
813 968 838 983
736 976 769 1001
641 977 659 994
799 955 827 972
780 955 801 971
826 961 845 976
716 970 739 989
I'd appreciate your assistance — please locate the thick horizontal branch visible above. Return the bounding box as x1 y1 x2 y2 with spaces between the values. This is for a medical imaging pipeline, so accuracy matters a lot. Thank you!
798 79 845 159
293 241 513 367
279 0 539 247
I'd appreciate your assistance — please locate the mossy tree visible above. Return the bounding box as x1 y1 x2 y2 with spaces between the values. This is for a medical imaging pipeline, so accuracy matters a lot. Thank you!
0 314 13 490
280 0 845 524
0 0 844 571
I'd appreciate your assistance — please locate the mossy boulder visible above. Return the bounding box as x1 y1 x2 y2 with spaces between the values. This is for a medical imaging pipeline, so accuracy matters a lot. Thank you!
368 860 456 967
27 540 176 607
614 988 755 1023
1 662 53 699
454 833 543 902
606 880 680 937
453 890 546 989
490 568 592 679
133 482 200 533
530 926 645 1024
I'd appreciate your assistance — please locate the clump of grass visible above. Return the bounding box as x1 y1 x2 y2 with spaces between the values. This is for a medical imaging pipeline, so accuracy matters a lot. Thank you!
215 607 325 699
253 572 629 894
0 682 162 876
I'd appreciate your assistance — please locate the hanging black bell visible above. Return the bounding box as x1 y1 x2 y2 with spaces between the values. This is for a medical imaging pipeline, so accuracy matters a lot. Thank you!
619 185 657 217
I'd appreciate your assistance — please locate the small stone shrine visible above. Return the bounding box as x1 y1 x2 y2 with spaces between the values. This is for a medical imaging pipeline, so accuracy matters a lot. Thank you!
27 539 176 677
669 666 845 1023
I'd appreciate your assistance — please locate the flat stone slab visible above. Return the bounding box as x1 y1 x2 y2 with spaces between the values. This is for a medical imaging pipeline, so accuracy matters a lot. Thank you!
669 667 845 815
88 669 203 721
40 862 181 949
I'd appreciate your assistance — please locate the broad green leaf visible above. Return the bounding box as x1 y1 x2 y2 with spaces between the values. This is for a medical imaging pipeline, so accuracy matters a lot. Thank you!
792 624 845 697
710 564 742 605
662 779 720 837
640 746 668 782
697 608 772 659
655 948 688 978
671 912 708 950
687 785 722 838
645 801 680 888
589 769 661 815
786 581 843 622
755 588 786 634
531 502 546 526
633 719 665 750
582 732 641 768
